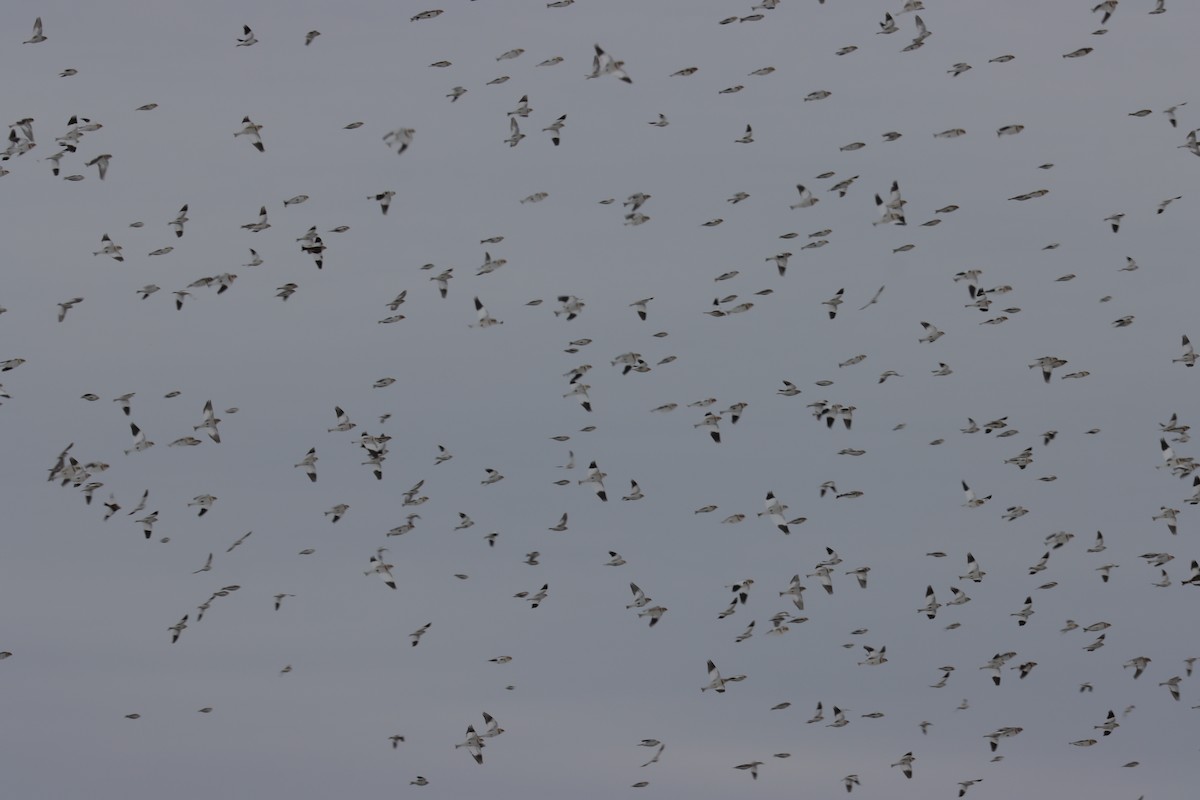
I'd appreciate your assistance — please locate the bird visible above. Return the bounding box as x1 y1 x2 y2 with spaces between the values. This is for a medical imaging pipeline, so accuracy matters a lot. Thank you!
236 25 257 46
472 297 503 328
790 185 819 209
1011 596 1035 626
93 233 124 261
578 462 607 501
455 725 485 764
627 583 651 609
1029 356 1068 383
858 645 887 665
84 154 111 180
961 481 991 507
859 286 886 310
294 448 317 482
1093 0 1118 24
187 494 217 517
542 115 567 145
124 424 154 456
24 17 47 44
383 128 414 155
701 660 746 693
918 586 941 619
409 623 431 647
734 762 763 780
823 289 845 319
588 44 632 83
234 117 264 152
638 606 667 627
693 412 721 443
327 406 356 433
365 551 397 589
369 191 396 215
890 752 915 779
1174 336 1197 367
56 297 84 323
192 400 222 443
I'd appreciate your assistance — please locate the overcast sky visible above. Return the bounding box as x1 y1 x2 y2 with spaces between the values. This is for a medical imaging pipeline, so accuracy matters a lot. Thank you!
1 1 1198 798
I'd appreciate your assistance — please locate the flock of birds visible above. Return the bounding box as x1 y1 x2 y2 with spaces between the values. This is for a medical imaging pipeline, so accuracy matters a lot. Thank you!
3 2 1199 799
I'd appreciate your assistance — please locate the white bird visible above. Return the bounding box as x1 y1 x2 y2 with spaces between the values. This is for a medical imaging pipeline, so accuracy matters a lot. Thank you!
472 297 503 328
365 551 397 590
56 297 84 323
823 289 845 319
760 492 793 534
234 117 264 152
919 322 944 343
579 461 607 501
790 185 819 209
455 725 485 764
236 25 257 46
1011 596 1034 626
24 17 47 44
890 752 915 779
701 660 746 693
1174 335 1197 367
587 44 632 83
187 494 217 517
295 448 317 482
541 115 567 146
961 481 991 507
1160 676 1183 700
84 153 111 180
409 623 431 647
734 762 763 780
694 412 721 443
873 181 907 225
918 585 941 619
1093 0 1118 24
382 128 414 155
627 583 651 609
241 206 270 233
369 190 396 215
505 117 525 148
169 615 188 643
93 233 124 261
858 645 887 665
193 400 221 443
326 406 355 433
779 575 806 610
124 423 154 455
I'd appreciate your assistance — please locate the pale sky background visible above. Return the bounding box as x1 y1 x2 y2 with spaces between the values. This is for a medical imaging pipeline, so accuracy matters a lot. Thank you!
1 1 1198 798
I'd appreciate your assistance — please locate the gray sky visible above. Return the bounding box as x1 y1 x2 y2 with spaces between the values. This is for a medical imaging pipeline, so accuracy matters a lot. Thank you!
1 1 1197 797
